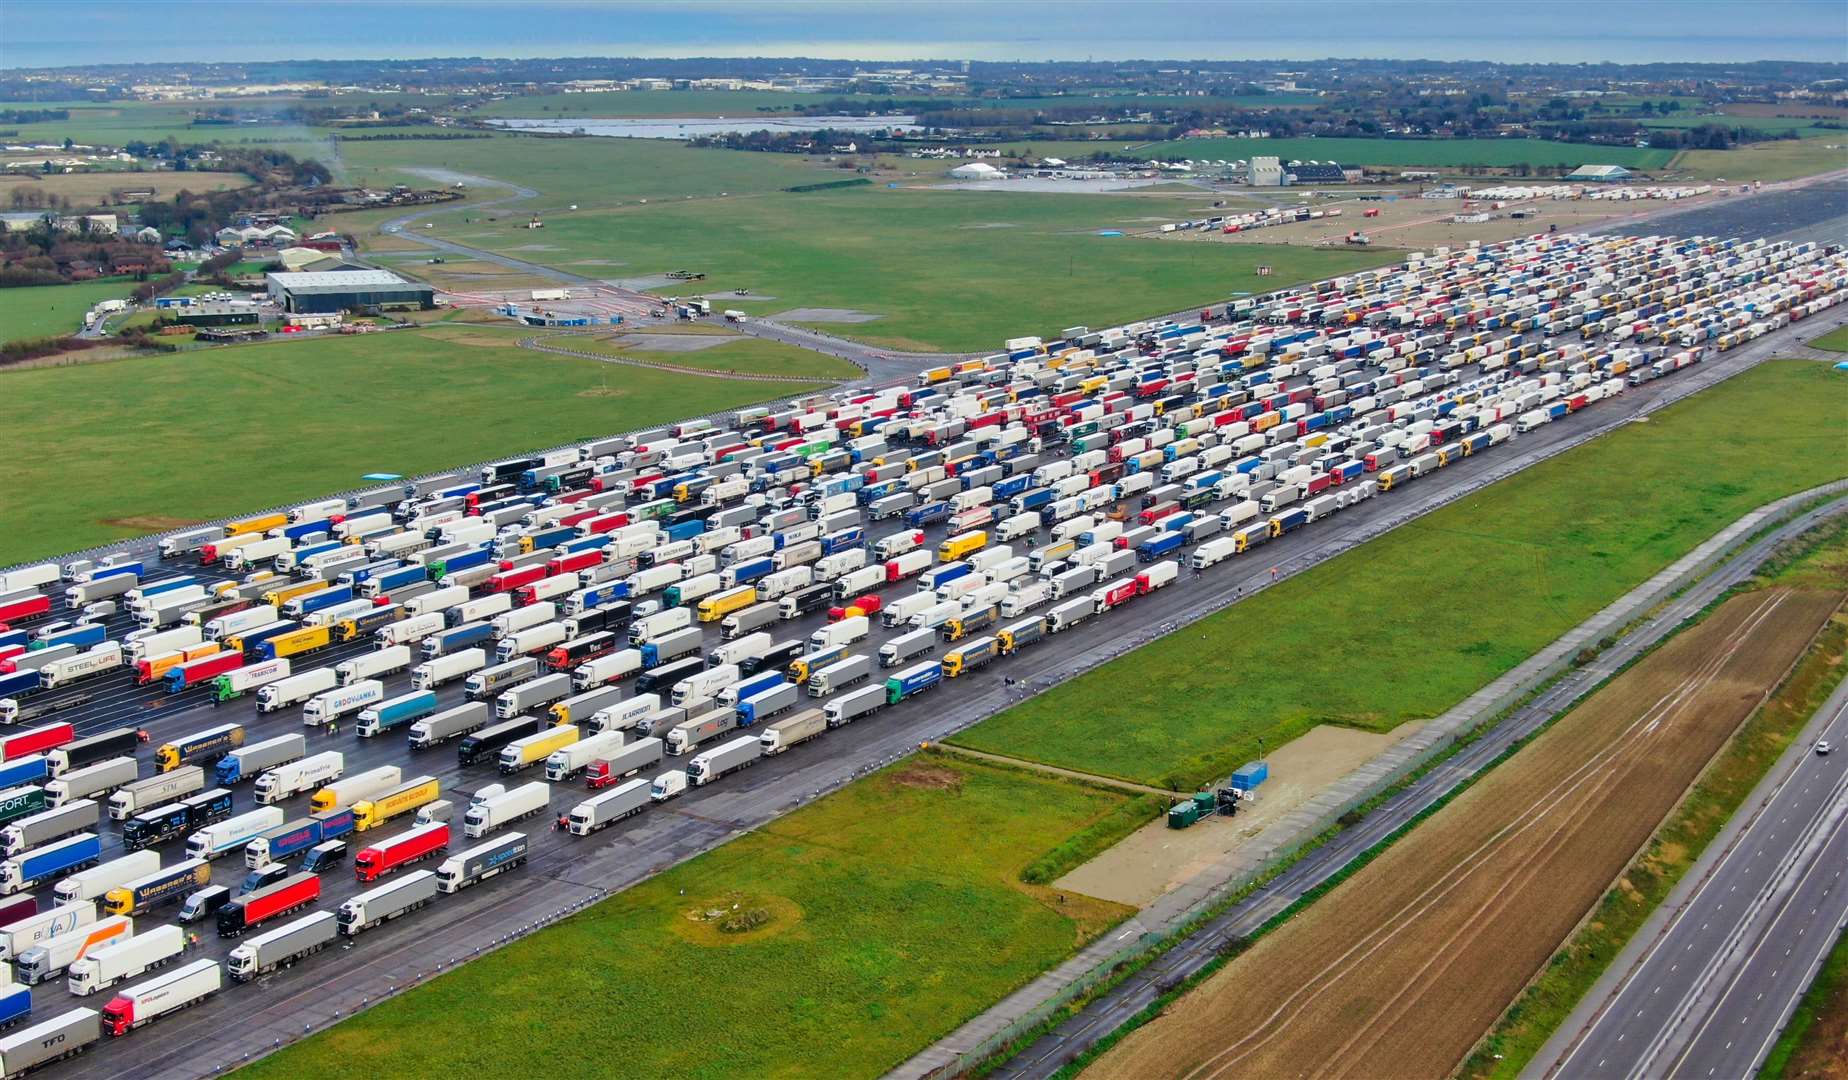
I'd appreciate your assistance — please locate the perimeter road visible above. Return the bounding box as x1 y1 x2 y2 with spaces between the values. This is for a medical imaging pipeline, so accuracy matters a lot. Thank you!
1534 627 1848 1080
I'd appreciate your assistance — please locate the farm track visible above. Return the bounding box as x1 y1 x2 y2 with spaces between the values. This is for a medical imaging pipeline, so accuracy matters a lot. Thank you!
1085 586 1843 1080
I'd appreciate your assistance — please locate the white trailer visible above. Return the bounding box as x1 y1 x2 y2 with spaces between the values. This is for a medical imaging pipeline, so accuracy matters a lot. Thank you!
566 779 650 835
256 669 338 714
67 924 186 995
224 912 336 982
462 782 549 839
52 851 159 907
335 645 413 686
254 752 344 805
412 648 486 690
544 731 625 781
301 680 384 725
105 958 220 1031
337 871 437 936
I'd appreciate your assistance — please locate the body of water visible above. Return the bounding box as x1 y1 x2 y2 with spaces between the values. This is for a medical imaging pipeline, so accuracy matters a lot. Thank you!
488 115 922 140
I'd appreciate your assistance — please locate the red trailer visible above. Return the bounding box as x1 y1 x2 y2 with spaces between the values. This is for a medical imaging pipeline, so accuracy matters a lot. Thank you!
1 722 73 761
546 550 603 578
0 595 50 625
488 566 547 594
166 651 242 692
1099 580 1139 610
354 823 450 883
216 872 320 936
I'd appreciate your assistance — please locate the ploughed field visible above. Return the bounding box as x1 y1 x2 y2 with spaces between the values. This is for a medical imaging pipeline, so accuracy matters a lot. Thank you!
1086 585 1844 1080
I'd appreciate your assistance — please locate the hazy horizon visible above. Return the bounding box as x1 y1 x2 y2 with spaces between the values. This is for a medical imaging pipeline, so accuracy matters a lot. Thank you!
5 0 1847 70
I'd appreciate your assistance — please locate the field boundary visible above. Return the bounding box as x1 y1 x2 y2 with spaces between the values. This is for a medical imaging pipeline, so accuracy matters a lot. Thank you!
894 480 1848 1079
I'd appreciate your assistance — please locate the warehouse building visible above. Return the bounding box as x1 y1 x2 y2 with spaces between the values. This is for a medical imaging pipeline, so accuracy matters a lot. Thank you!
266 269 435 314
1284 161 1348 184
173 301 261 327
1566 164 1633 182
1247 156 1283 186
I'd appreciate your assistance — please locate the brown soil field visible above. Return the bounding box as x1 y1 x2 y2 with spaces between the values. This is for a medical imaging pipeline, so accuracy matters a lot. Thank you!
1087 586 1843 1080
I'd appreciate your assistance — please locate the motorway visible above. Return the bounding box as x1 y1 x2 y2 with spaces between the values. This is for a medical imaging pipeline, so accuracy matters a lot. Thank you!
979 477 1848 1080
1535 636 1848 1079
18 305 1834 1080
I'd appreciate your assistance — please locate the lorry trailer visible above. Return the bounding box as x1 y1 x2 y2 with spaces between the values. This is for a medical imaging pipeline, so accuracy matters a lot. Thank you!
100 958 220 1035
337 870 437 936
216 873 318 937
66 924 186 996
225 910 337 982
434 832 528 893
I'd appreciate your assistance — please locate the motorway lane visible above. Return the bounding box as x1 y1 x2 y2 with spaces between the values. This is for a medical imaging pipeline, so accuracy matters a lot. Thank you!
1538 651 1848 1080
983 489 1848 1080
18 311 1841 1079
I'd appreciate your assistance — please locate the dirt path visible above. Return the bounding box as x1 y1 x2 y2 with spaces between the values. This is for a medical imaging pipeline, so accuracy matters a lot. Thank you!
928 744 1179 798
1085 586 1844 1080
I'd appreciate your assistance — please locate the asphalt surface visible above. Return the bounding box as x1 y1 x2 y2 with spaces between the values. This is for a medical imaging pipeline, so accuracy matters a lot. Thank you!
1602 178 1848 247
13 307 1834 1080
984 481 1848 1080
1536 639 1848 1080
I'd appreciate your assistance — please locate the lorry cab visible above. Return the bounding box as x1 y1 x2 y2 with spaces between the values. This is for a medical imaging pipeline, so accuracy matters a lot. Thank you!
177 885 230 925
301 840 348 873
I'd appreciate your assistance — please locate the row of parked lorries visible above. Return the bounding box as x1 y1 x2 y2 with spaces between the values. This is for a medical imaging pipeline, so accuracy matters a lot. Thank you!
0 229 1839 1078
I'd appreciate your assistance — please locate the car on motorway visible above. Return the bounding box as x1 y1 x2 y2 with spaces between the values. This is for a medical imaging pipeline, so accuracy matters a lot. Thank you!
1816 740 1832 756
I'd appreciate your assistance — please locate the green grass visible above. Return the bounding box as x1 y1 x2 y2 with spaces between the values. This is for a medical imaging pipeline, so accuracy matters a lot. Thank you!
238 757 1134 1080
1809 325 1848 352
0 324 819 563
564 332 863 379
337 132 826 208
952 360 1848 788
1670 140 1848 182
1462 524 1848 1079
1640 114 1838 138
0 280 139 343
1126 137 1676 170
1760 930 1848 1079
446 187 1395 352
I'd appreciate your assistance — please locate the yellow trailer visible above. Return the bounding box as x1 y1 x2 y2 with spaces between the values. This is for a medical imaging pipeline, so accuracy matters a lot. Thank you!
353 776 441 831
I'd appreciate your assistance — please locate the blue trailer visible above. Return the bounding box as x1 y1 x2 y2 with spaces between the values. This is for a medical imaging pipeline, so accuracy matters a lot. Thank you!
920 562 972 591
664 519 706 543
0 631 27 652
906 502 952 527
730 672 784 706
246 808 356 866
135 576 198 600
1272 508 1310 536
727 559 774 586
1137 532 1186 562
3 833 100 893
527 526 576 551
363 565 425 596
429 547 493 580
819 527 863 556
423 622 493 659
281 518 335 542
86 562 142 583
0 981 29 1029
290 584 353 617
1009 488 1054 513
992 474 1032 500
0 672 40 702
30 625 105 652
0 755 47 790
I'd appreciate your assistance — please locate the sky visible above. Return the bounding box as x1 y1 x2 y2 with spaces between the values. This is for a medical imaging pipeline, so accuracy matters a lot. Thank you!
5 0 1846 69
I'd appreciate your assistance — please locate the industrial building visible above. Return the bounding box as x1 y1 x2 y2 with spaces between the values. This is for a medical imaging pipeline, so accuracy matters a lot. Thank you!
949 162 1006 181
266 269 435 314
1566 164 1633 182
1284 162 1348 184
1247 156 1284 186
173 301 260 327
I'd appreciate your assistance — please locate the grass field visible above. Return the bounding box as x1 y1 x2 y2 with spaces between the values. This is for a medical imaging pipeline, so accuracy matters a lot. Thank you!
1761 933 1848 1079
240 756 1134 1080
1127 136 1677 170
952 360 1848 788
1640 114 1838 137
10 96 449 151
444 187 1395 351
0 325 818 564
337 132 826 208
565 331 863 379
1670 139 1848 182
1808 325 1848 352
0 280 138 343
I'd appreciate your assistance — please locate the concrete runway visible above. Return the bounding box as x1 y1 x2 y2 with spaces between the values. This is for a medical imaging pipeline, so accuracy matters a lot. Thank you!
21 305 1835 1080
